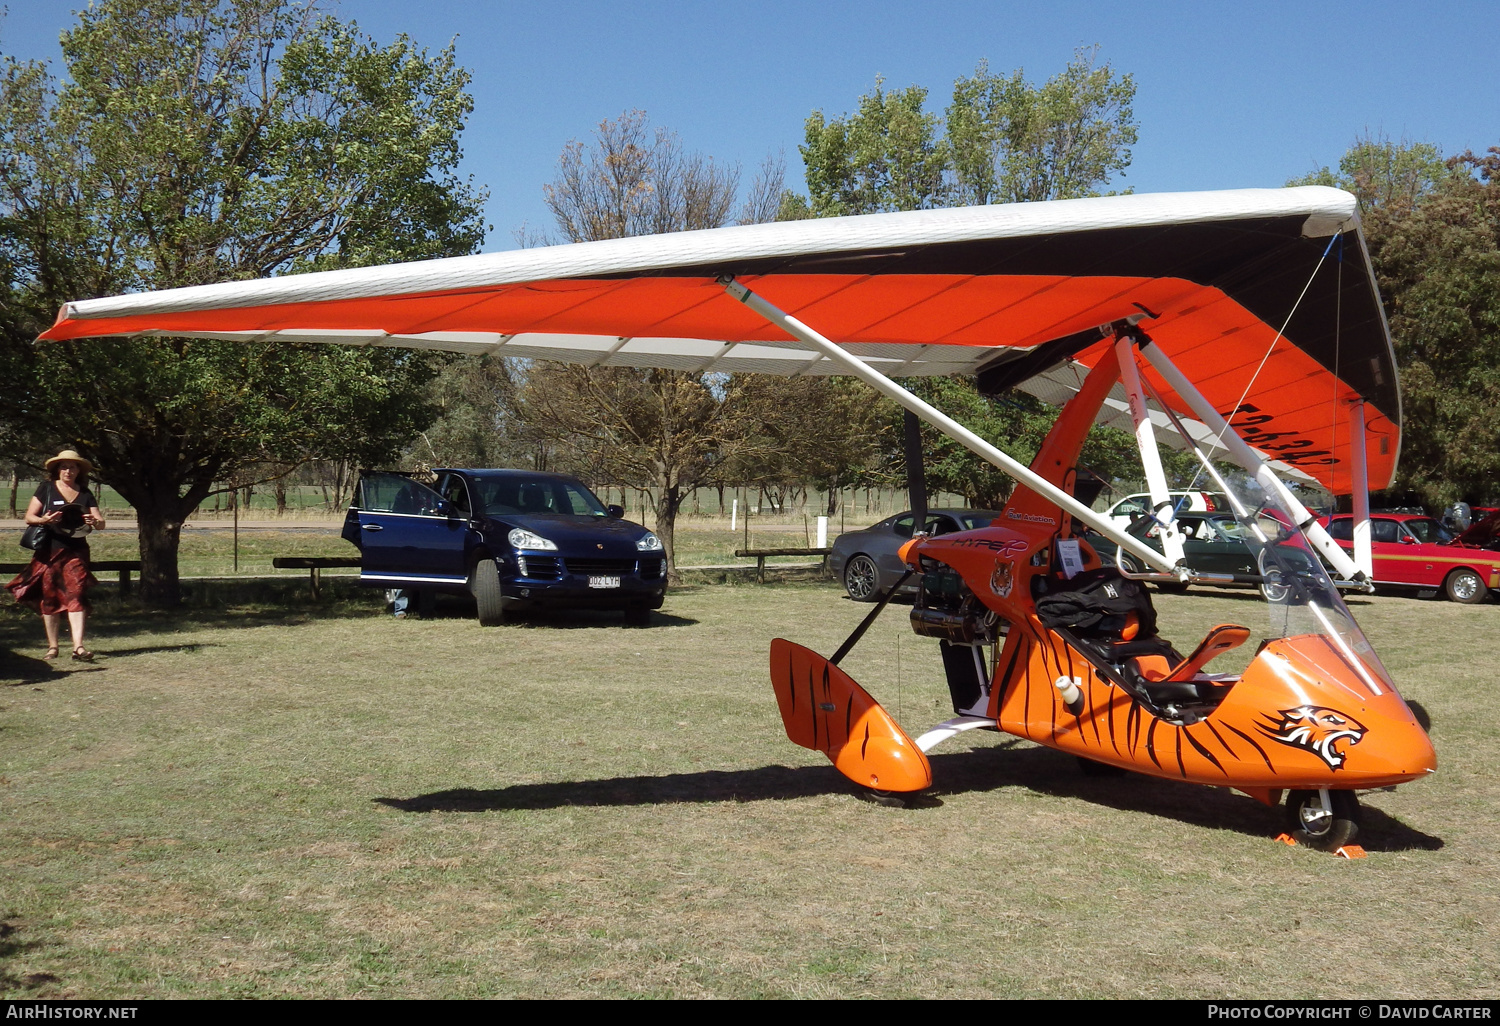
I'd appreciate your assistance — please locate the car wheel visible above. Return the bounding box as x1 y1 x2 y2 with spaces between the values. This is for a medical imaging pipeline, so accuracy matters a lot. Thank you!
1444 567 1488 604
471 558 506 626
843 554 880 602
1284 789 1360 851
1257 548 1305 604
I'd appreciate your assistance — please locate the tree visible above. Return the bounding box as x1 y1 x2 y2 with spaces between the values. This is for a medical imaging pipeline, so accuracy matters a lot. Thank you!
800 80 949 216
794 50 1143 504
523 111 782 575
728 376 893 515
1293 138 1500 507
798 47 1137 216
0 0 487 605
947 47 1137 205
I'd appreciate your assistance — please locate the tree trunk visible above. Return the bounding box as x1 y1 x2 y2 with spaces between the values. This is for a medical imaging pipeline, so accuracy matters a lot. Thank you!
275 477 287 516
656 481 683 583
7 467 17 517
136 502 186 607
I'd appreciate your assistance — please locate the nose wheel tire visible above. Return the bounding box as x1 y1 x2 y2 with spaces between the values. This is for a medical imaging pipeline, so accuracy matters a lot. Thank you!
843 554 880 602
1444 568 1487 604
1284 789 1360 851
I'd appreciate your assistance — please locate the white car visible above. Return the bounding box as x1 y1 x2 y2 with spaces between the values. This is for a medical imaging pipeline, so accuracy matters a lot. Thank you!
1103 490 1226 529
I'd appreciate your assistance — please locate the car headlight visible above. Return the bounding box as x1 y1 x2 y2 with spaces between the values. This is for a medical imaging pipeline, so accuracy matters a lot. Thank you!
508 528 558 551
635 532 663 552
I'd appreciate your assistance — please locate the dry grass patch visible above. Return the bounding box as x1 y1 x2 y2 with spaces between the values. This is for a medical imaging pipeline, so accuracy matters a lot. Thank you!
1 579 1496 997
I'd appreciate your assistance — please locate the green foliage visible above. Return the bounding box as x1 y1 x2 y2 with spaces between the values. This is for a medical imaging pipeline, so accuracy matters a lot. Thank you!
948 48 1137 205
1295 137 1500 507
0 0 488 604
797 47 1137 215
792 48 1142 505
800 80 949 216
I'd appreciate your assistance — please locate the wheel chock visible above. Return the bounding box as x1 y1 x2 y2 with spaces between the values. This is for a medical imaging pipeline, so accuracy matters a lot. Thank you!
1275 833 1297 846
1334 845 1367 859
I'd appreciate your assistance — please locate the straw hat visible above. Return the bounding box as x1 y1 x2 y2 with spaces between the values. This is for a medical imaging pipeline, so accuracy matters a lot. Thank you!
44 449 94 472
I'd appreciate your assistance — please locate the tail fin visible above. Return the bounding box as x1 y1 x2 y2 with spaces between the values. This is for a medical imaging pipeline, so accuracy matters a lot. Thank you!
769 639 932 793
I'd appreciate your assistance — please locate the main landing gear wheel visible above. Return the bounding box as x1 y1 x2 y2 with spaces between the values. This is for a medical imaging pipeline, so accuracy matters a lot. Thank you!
1284 789 1361 851
471 558 506 626
1445 568 1488 604
843 554 880 602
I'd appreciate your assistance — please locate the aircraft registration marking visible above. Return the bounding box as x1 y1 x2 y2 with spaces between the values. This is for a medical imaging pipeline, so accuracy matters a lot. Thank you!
1221 402 1339 467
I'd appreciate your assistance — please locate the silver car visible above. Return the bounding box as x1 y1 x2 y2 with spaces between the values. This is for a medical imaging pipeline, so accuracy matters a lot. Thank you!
829 508 1002 601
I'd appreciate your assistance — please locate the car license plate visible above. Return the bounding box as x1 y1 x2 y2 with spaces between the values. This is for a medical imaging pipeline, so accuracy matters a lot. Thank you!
589 575 621 589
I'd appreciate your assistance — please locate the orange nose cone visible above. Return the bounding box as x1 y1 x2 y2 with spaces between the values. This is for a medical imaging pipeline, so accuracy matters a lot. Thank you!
1342 701 1437 785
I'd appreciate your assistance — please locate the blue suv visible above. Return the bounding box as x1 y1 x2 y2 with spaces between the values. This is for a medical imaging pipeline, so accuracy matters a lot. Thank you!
342 469 667 625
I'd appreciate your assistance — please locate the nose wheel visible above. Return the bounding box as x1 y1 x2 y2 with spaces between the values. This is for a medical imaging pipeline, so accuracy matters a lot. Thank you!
1284 789 1361 851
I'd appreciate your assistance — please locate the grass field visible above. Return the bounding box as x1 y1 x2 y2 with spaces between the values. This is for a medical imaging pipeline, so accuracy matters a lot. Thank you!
1 578 1496 998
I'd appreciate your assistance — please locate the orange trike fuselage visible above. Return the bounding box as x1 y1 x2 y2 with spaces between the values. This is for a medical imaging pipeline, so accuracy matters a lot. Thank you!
770 344 1436 804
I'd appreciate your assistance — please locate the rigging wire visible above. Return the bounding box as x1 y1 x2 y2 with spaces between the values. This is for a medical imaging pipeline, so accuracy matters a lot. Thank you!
1214 232 1342 452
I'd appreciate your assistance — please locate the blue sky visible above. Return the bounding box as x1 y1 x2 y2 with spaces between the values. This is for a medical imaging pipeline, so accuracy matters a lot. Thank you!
5 1 1497 249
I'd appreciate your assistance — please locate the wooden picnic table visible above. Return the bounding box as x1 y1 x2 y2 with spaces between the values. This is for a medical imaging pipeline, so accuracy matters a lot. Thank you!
733 547 832 584
271 556 362 598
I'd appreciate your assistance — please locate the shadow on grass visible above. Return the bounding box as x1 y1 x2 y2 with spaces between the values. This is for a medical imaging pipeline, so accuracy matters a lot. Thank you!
0 578 389 659
375 742 1443 853
0 920 58 995
506 609 699 630
0 651 109 686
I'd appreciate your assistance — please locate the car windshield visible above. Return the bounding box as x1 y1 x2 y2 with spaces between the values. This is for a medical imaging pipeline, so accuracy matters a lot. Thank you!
1402 517 1454 544
471 475 607 517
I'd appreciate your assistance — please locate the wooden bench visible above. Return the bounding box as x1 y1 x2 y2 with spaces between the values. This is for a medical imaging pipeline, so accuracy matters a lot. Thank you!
271 556 362 598
733 547 832 584
0 559 143 596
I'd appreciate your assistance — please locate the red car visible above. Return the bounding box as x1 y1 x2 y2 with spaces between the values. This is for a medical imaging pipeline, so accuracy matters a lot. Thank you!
1323 513 1500 604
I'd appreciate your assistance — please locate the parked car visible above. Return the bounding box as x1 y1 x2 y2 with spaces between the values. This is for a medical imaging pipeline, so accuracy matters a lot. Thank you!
1322 512 1500 604
1452 508 1500 551
342 469 667 625
1102 490 1227 529
829 509 1001 601
1084 511 1257 592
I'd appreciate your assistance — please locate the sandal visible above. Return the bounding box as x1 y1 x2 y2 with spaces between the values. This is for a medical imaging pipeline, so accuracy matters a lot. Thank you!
71 647 94 663
44 646 59 661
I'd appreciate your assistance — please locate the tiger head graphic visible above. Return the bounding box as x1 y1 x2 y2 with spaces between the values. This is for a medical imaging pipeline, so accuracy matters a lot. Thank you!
1258 705 1367 770
990 559 1014 599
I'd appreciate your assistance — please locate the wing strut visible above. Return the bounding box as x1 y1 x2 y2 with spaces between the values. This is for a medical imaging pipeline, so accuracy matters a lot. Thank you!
1114 334 1186 564
1348 400 1374 579
1132 332 1368 585
718 276 1174 574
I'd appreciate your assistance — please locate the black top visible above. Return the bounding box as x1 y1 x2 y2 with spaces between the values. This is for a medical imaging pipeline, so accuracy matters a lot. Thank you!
33 481 97 550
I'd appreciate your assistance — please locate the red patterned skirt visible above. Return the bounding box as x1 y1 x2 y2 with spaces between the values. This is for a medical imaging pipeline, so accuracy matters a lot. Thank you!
7 543 97 615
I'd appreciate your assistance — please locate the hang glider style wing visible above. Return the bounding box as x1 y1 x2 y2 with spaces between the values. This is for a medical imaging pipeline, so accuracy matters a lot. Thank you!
42 186 1398 495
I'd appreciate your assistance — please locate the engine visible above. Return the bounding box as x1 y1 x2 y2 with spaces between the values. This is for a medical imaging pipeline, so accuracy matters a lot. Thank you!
909 559 1004 646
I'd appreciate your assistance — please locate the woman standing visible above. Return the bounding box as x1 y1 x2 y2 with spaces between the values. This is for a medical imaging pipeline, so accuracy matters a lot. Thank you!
7 450 105 661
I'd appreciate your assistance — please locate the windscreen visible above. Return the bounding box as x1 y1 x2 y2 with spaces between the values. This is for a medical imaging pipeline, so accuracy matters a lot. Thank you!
1210 471 1397 696
472 475 607 517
